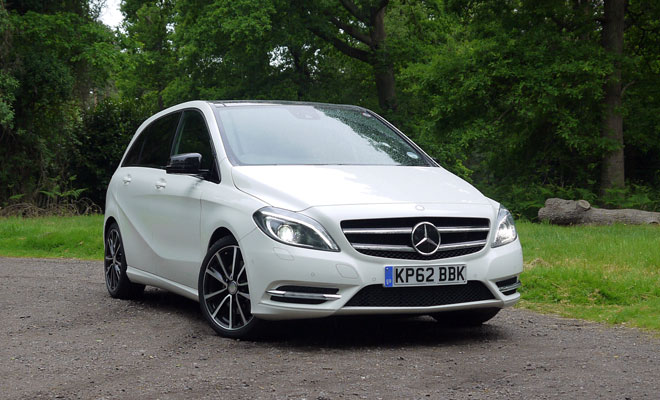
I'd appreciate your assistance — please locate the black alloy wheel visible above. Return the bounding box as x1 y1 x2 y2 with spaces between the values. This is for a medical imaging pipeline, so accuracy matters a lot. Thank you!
104 222 144 298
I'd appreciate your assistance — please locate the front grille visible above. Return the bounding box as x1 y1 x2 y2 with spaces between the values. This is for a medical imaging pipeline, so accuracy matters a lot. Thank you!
344 281 495 307
341 217 490 260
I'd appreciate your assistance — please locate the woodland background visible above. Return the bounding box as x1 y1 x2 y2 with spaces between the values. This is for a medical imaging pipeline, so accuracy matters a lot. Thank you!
1 0 659 219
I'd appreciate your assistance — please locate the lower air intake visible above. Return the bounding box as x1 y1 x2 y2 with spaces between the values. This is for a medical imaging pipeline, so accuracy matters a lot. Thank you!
344 281 495 307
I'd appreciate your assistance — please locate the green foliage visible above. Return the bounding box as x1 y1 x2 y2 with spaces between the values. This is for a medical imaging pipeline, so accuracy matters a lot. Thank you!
0 2 117 208
74 98 151 206
0 8 17 128
117 0 177 111
401 1 612 187
0 0 659 212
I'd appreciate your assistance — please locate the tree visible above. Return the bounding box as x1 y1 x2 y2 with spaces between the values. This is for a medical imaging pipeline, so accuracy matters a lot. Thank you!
623 0 660 187
0 1 116 205
168 0 376 107
600 0 626 192
0 4 18 131
294 0 398 112
118 0 177 111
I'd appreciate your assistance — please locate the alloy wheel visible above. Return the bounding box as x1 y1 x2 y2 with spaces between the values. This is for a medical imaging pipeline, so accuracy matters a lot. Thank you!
105 228 123 292
201 245 252 331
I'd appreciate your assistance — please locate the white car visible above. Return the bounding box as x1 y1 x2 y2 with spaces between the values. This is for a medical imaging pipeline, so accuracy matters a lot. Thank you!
104 100 522 338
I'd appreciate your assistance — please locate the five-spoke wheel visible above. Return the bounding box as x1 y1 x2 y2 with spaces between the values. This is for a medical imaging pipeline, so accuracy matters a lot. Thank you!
199 237 261 338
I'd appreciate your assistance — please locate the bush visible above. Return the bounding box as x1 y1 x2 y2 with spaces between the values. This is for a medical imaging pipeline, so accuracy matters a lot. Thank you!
479 182 660 221
73 98 151 208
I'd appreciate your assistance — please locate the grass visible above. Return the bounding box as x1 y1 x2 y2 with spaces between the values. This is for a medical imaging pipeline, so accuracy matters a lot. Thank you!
516 222 660 331
0 215 104 260
0 216 658 331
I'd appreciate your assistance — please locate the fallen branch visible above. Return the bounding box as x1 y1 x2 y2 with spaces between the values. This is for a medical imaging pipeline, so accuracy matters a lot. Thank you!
538 198 660 225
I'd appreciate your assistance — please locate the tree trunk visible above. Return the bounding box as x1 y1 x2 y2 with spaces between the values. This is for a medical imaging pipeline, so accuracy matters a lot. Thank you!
373 58 397 111
600 0 626 193
538 198 660 225
370 5 397 111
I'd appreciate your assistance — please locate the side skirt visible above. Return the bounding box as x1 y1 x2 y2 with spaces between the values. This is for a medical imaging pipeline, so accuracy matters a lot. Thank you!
126 266 199 302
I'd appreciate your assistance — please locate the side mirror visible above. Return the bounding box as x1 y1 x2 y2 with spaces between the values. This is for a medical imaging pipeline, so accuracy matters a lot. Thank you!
166 153 202 174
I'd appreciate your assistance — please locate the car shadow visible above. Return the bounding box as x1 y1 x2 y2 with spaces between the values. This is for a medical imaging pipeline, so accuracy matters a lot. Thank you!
134 287 205 319
262 315 508 348
134 288 508 348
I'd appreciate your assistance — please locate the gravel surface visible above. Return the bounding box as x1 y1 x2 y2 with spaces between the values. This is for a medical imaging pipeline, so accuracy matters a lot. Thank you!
1 257 658 400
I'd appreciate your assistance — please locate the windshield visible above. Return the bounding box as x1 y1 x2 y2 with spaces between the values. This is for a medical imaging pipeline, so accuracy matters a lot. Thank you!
215 104 431 166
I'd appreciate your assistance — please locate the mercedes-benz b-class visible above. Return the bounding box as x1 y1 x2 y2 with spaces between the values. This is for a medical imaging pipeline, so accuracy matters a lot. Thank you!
104 101 522 338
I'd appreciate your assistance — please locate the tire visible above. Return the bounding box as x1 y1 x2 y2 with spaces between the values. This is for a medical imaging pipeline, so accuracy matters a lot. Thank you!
430 308 500 327
104 222 145 299
198 237 263 338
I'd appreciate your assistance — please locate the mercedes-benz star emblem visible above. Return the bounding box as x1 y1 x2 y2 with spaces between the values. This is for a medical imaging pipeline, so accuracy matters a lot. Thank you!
411 221 441 255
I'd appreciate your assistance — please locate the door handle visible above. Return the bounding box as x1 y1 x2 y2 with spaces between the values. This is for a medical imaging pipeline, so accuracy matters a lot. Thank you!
155 179 167 189
122 175 132 184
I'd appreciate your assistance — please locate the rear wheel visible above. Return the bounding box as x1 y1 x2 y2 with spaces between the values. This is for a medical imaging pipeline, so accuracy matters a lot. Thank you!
430 308 500 327
104 223 144 299
199 237 262 338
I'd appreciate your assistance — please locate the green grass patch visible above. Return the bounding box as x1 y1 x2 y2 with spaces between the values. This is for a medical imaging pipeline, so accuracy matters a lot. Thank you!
0 215 104 260
517 221 660 331
0 216 658 331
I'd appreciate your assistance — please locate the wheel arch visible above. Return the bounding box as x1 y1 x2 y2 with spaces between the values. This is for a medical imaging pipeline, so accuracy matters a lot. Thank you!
104 216 118 238
207 227 237 249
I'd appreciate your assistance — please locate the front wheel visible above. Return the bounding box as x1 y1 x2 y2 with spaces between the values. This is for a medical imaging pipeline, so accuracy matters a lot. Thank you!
198 237 262 338
430 308 500 327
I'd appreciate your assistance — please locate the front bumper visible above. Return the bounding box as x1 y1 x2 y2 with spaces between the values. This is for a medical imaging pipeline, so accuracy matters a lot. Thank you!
239 222 523 321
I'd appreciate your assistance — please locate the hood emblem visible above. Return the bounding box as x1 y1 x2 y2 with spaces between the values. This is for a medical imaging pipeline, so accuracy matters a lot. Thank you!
411 222 441 255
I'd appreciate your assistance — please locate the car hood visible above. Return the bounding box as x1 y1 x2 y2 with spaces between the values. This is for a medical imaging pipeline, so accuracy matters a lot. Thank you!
231 165 490 211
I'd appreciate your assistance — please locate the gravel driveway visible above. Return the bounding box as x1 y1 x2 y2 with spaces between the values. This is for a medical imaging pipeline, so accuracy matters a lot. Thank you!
1 257 658 399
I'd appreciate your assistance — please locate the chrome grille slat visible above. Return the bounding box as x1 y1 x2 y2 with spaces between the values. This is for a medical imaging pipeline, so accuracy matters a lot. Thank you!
343 226 490 234
341 217 490 260
342 228 412 234
436 226 490 233
352 240 487 253
353 244 416 252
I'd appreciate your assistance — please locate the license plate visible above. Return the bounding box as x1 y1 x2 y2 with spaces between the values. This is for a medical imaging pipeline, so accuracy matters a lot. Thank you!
384 265 467 287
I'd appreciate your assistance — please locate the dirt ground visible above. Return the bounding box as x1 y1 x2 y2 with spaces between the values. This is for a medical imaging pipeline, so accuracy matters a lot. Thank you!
1 257 658 400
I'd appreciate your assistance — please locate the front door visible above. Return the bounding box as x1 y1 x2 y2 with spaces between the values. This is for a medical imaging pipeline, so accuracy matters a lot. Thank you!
151 109 217 289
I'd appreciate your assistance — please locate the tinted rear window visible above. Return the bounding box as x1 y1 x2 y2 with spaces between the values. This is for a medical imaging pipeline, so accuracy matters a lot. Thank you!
123 112 181 168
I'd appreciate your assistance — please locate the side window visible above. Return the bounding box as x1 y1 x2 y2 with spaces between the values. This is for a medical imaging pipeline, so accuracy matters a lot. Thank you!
122 112 181 168
172 110 214 171
122 133 146 167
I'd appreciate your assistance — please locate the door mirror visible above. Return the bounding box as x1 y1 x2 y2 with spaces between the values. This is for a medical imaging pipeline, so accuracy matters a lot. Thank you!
166 153 202 174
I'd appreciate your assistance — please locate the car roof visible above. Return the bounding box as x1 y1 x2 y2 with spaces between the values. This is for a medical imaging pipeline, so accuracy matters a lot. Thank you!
209 100 367 111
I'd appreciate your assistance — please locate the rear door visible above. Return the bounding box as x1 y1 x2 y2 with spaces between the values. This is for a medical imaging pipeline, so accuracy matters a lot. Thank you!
116 112 181 274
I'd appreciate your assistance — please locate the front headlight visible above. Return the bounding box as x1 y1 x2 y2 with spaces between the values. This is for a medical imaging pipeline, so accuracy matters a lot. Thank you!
492 206 517 247
253 207 340 252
